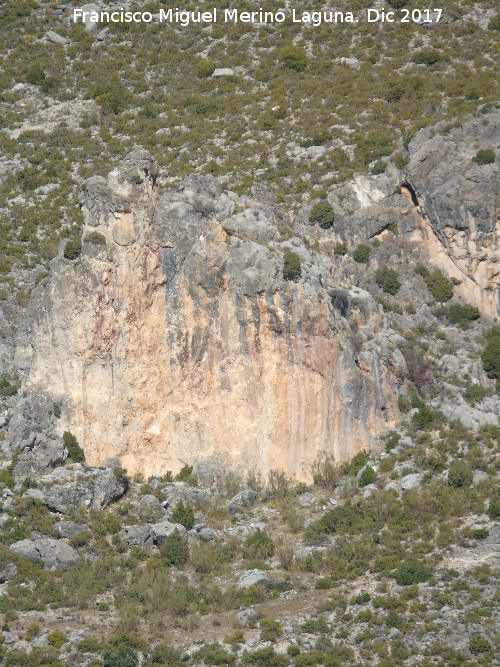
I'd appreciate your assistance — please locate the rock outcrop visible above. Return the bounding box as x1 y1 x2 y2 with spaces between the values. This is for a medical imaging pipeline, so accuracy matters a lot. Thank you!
327 111 499 319
9 149 401 480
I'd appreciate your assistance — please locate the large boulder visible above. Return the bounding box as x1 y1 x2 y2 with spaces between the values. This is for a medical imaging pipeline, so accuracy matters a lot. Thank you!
227 489 258 512
150 520 187 546
9 538 79 570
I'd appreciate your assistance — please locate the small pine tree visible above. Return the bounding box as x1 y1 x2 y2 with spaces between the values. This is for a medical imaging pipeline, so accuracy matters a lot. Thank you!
63 431 85 463
423 270 453 302
480 327 500 380
160 529 189 566
359 466 376 488
283 250 301 281
170 501 195 530
394 560 432 586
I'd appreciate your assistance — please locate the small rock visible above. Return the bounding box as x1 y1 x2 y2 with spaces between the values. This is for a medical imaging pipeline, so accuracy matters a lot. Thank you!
150 520 187 546
401 473 422 491
212 68 235 77
237 608 259 627
0 562 17 583
472 470 489 486
46 31 68 45
237 569 271 589
298 492 315 507
227 488 258 512
124 525 152 546
138 494 164 522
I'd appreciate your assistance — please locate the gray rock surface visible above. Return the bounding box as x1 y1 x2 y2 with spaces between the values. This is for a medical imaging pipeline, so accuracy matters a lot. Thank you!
150 520 187 546
138 494 165 522
0 562 18 582
237 569 271 589
9 538 79 570
124 525 152 546
227 489 258 512
401 473 422 491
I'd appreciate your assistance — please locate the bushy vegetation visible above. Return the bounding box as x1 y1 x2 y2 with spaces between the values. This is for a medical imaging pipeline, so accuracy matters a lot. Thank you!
446 303 480 328
242 530 274 560
84 231 106 245
472 149 495 165
309 201 334 229
283 250 301 281
63 238 82 260
422 270 454 302
63 430 85 463
448 461 473 488
170 501 195 530
159 529 189 567
375 266 401 295
353 244 370 264
480 326 500 381
394 560 432 586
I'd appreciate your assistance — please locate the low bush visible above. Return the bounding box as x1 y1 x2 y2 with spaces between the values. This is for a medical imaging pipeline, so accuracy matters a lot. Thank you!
480 326 500 380
243 530 274 560
277 45 307 71
394 560 432 585
423 270 453 302
196 58 217 78
359 466 376 488
103 646 139 667
170 501 195 530
309 201 334 229
85 231 106 245
472 149 495 165
283 250 301 281
446 303 480 327
448 461 473 488
468 635 492 655
375 266 401 295
353 244 370 264
64 238 82 260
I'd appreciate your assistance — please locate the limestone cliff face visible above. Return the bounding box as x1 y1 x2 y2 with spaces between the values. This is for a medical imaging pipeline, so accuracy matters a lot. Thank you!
12 150 400 480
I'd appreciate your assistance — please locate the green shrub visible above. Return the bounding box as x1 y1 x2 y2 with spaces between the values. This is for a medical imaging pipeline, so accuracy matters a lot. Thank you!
334 242 347 255
242 529 274 560
488 14 500 30
283 250 301 281
175 465 197 485
63 430 85 463
412 49 442 66
394 560 432 586
277 45 307 71
103 646 139 667
85 231 106 245
446 303 480 327
159 529 189 567
359 466 376 488
196 58 217 78
47 630 68 649
411 404 443 430
468 635 492 655
259 617 282 642
149 643 184 665
353 244 370 264
309 201 334 229
64 238 82 260
464 384 488 405
448 461 473 488
488 492 500 519
25 64 46 86
480 327 500 380
371 160 387 175
423 270 453 302
472 149 495 165
170 501 195 530
375 266 401 295
244 646 288 666
193 643 235 664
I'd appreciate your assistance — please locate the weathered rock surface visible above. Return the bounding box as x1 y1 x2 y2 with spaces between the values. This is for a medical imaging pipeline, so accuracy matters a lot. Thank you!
35 465 127 513
10 149 401 480
328 111 499 318
237 569 271 589
9 538 79 570
150 520 187 545
0 562 18 582
227 489 258 512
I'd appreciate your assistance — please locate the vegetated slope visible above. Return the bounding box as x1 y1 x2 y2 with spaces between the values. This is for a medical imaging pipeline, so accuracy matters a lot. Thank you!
0 0 498 300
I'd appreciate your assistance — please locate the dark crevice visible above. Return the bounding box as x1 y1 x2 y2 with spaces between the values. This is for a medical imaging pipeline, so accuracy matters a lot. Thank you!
401 179 420 207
